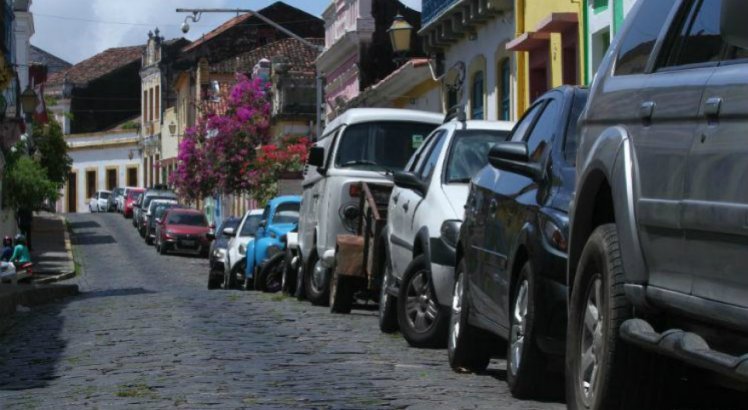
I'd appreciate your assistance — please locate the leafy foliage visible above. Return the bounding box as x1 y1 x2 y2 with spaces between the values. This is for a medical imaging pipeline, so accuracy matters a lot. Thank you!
33 119 72 190
4 155 59 211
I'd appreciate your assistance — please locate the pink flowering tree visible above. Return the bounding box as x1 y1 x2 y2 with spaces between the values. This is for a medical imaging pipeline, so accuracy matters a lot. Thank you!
171 74 272 201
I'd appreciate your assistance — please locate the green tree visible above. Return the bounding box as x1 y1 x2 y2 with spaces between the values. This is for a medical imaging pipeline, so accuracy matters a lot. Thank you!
33 119 72 190
4 155 59 211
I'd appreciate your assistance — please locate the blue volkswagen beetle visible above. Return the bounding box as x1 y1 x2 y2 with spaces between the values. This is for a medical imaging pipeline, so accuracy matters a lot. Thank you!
244 195 301 291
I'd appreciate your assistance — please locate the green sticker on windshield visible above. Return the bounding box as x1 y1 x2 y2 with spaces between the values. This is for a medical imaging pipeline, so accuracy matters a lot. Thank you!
412 134 424 149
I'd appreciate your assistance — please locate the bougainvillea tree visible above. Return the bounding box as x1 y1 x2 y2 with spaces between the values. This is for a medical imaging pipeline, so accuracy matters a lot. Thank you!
171 74 311 204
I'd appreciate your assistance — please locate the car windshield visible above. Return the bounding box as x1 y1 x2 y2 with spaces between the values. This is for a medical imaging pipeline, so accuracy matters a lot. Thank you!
167 213 207 226
240 214 262 236
335 121 437 170
445 130 511 183
272 203 300 224
100 192 110 199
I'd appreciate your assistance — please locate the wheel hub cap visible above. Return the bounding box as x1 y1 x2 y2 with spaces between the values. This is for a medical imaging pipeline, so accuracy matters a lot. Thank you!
509 279 529 376
580 276 604 406
405 271 438 332
448 274 463 351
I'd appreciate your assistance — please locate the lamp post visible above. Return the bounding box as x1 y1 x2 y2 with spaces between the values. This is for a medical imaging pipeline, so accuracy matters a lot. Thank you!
20 85 38 154
388 14 413 66
177 7 326 139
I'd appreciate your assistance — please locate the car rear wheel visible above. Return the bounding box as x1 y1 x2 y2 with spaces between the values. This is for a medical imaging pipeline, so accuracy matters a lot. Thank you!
448 261 491 373
506 261 548 399
304 253 330 306
566 224 667 409
257 253 284 293
281 248 296 295
378 255 398 333
397 255 448 348
224 263 239 290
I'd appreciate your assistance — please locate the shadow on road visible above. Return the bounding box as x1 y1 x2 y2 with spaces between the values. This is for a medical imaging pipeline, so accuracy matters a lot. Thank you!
0 303 67 391
68 221 100 230
75 287 156 301
70 234 117 246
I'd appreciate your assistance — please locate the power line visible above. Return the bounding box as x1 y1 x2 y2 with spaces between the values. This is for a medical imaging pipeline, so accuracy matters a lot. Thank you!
33 12 321 29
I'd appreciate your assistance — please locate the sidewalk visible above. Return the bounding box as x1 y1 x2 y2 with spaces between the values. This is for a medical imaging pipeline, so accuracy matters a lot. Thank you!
29 212 75 282
0 284 79 317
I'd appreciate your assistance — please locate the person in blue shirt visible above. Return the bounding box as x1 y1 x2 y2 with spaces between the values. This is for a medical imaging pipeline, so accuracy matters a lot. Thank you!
10 234 31 268
1 236 13 262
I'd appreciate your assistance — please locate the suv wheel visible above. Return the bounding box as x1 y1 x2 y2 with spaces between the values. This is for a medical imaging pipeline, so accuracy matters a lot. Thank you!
448 260 490 373
397 255 448 348
507 261 547 398
378 257 398 333
567 224 665 409
305 253 330 306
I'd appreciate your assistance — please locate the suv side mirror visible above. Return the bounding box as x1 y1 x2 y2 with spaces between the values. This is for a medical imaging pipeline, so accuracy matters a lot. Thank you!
488 142 542 180
308 146 325 168
393 171 426 196
722 0 748 49
222 227 236 237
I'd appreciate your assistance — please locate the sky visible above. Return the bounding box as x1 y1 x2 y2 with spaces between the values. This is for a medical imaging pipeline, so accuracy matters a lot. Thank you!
31 0 422 64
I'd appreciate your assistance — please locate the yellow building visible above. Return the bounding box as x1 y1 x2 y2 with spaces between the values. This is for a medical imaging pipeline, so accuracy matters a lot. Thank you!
507 0 583 114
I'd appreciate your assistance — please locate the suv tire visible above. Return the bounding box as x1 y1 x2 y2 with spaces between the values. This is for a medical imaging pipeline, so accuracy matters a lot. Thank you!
397 255 448 348
566 224 666 409
448 260 491 373
507 261 547 398
305 252 330 306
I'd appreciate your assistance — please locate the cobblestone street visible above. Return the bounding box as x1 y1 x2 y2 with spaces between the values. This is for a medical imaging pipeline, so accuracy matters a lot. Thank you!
0 213 564 409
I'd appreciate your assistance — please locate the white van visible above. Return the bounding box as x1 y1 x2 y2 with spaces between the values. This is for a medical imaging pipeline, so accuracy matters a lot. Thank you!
297 108 442 305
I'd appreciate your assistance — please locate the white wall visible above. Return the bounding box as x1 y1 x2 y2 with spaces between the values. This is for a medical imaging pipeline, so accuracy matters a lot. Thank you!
401 85 442 113
443 12 517 121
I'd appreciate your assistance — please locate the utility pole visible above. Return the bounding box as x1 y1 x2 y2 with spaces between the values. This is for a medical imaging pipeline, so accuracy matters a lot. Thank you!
176 8 325 139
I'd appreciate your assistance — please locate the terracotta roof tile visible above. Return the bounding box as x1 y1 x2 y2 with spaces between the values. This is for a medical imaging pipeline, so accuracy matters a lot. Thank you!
210 37 322 75
47 45 144 87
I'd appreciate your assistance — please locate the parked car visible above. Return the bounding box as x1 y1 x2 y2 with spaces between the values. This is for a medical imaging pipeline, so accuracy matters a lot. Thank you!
138 190 178 237
567 0 748 407
123 188 145 218
448 87 587 399
222 209 263 290
108 187 124 212
131 192 145 226
89 190 111 212
208 216 242 290
154 208 212 256
298 108 442 305
145 200 180 244
238 196 301 292
380 116 513 347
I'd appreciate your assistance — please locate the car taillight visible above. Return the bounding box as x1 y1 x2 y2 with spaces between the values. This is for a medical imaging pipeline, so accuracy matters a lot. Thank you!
349 184 361 198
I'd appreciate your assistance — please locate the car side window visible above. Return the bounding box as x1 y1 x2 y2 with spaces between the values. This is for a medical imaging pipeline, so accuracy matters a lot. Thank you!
616 0 677 75
406 130 440 173
417 132 447 182
525 98 561 163
510 102 544 142
661 0 725 68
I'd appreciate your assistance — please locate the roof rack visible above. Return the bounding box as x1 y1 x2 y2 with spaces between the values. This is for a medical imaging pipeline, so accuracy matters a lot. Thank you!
443 105 466 123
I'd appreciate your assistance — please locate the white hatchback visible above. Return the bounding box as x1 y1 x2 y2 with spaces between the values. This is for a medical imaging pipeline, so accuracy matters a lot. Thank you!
89 190 111 213
223 209 263 287
379 118 514 347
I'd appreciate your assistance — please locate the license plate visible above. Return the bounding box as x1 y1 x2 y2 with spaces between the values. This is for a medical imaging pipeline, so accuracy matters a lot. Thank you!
181 240 196 247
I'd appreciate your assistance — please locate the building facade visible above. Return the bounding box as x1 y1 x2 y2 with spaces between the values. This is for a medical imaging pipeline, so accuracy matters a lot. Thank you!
583 0 636 83
506 0 583 113
420 0 517 120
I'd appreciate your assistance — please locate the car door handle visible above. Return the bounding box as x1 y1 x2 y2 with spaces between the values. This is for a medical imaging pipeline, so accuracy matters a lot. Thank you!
704 97 722 119
403 202 409 212
639 101 655 122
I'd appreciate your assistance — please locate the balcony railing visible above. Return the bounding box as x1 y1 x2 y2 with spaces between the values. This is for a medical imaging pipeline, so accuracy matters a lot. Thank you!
422 0 461 26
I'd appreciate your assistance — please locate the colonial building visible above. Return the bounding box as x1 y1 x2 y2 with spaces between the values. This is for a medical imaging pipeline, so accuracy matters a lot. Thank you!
506 0 583 112
583 0 636 83
46 45 145 212
317 0 424 120
29 45 71 76
419 0 516 120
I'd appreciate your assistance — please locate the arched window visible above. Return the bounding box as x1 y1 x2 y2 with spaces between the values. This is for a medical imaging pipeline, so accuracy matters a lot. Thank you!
499 59 511 121
471 71 484 119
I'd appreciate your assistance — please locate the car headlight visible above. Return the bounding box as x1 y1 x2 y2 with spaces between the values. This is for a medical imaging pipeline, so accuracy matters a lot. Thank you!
440 220 462 248
238 244 246 255
165 230 175 238
213 248 226 259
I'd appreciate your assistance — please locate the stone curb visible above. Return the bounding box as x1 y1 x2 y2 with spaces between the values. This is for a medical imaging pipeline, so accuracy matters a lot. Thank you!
0 284 79 317
33 271 76 284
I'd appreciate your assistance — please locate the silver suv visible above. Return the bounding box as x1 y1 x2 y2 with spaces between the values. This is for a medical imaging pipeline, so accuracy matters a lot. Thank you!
568 0 748 408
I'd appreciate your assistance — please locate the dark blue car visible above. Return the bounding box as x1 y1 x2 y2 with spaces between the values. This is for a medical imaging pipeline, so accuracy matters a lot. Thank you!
448 86 588 399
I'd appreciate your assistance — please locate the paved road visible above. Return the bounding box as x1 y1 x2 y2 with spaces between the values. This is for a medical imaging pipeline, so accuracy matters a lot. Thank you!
0 213 564 409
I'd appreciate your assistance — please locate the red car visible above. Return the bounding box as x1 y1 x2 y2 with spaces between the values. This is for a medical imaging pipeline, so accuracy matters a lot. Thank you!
123 188 145 218
154 208 213 256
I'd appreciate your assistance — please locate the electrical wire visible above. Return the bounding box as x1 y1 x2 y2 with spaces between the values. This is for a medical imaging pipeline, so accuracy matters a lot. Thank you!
33 12 322 29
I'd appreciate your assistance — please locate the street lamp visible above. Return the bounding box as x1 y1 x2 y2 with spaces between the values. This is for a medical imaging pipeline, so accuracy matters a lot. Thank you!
388 14 413 65
169 121 177 136
20 86 37 118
